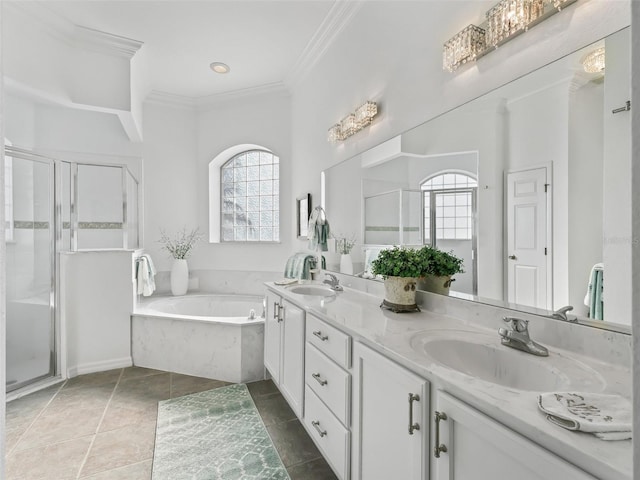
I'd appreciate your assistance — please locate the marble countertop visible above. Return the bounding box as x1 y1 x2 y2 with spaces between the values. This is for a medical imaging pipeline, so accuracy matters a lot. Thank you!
266 282 632 480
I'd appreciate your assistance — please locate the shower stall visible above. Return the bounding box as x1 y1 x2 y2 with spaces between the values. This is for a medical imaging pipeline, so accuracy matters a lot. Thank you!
4 146 140 392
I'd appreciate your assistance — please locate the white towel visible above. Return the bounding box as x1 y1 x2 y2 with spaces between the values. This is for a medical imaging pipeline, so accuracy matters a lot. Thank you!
136 254 156 296
538 392 631 441
583 263 604 306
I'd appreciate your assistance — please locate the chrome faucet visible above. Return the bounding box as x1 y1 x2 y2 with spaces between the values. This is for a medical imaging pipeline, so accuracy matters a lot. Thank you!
323 273 343 291
549 305 577 322
498 317 549 357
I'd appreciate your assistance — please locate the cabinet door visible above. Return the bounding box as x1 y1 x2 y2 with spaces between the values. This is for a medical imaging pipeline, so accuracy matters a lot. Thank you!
352 342 429 480
279 299 305 418
264 290 281 384
433 391 596 480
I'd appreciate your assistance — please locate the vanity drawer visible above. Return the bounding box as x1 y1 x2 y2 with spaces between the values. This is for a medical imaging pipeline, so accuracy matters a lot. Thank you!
306 314 351 369
304 385 350 480
305 342 351 426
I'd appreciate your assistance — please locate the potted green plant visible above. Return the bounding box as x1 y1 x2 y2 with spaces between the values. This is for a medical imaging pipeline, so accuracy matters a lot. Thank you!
371 246 464 312
415 245 464 295
370 246 424 312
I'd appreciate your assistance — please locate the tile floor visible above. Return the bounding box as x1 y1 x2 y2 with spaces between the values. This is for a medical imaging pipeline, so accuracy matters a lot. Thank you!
6 367 337 479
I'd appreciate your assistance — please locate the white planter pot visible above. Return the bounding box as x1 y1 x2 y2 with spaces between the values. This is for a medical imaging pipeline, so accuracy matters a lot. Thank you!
340 254 354 275
382 276 419 313
170 259 189 296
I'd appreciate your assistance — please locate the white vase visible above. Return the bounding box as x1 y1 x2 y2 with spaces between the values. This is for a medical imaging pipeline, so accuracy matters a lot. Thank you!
340 254 354 275
171 259 189 296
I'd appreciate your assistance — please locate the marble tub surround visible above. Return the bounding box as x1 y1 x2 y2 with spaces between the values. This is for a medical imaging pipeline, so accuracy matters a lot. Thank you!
151 269 280 296
131 313 265 384
268 282 632 480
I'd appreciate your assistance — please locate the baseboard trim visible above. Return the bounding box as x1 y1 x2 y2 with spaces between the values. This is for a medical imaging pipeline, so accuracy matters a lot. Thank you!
67 356 133 378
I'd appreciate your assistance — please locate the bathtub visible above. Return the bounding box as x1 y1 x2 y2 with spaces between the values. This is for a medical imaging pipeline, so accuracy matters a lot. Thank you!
131 294 266 383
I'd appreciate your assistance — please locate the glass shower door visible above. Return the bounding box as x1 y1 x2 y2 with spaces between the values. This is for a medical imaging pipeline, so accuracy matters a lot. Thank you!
5 151 55 391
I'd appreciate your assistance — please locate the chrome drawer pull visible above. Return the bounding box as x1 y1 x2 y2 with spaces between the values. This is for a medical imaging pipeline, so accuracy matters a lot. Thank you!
312 330 328 341
408 393 420 435
278 305 285 322
273 302 279 320
311 420 327 437
311 373 328 386
434 411 448 458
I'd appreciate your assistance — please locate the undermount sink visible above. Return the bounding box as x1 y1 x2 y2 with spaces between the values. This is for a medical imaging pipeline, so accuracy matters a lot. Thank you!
410 330 605 392
286 285 337 297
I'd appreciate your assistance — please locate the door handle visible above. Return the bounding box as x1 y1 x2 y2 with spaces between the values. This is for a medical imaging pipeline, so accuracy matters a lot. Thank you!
408 393 420 435
508 255 517 260
434 411 448 458
312 373 328 386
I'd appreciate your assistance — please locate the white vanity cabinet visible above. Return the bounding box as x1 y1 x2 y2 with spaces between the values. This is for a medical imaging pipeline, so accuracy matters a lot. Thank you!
302 313 352 480
431 391 596 480
352 341 430 480
264 289 305 417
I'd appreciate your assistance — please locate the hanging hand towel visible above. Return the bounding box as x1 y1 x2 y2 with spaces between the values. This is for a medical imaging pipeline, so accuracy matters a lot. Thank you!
307 206 330 252
136 254 157 296
537 392 631 441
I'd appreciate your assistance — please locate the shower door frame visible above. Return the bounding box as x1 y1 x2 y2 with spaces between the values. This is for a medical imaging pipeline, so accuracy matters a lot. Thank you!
5 146 58 393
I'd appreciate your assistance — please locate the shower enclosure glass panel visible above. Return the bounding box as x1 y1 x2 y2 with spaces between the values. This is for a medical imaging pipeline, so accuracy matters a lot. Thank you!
363 189 422 245
126 170 139 249
77 164 124 249
5 154 55 392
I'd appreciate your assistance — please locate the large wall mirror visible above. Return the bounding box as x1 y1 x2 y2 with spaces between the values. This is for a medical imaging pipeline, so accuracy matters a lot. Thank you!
323 27 631 332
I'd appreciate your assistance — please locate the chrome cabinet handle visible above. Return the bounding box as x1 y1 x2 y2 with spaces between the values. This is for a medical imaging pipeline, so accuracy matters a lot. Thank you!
311 373 328 386
272 302 279 320
434 411 448 458
408 393 420 435
311 420 327 437
312 330 328 341
278 305 284 322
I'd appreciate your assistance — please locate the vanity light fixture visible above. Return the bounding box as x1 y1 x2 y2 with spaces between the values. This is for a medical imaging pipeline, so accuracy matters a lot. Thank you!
582 47 605 74
327 101 378 143
443 0 578 73
443 24 486 72
210 62 230 74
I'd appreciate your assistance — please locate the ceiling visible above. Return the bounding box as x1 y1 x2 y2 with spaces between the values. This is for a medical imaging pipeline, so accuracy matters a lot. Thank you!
36 0 342 99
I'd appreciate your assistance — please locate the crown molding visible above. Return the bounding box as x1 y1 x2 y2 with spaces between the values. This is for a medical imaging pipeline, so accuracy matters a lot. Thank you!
145 91 198 110
284 0 364 90
5 2 143 59
74 26 144 59
145 82 290 111
4 1 75 44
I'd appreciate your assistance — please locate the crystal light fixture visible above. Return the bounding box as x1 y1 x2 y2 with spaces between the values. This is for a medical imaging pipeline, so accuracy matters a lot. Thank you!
355 101 378 128
582 47 605 73
443 24 486 72
486 0 544 47
328 124 343 143
443 0 578 73
328 101 378 143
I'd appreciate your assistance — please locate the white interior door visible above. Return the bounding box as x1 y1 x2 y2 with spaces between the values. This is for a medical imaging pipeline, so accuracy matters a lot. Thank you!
506 167 550 309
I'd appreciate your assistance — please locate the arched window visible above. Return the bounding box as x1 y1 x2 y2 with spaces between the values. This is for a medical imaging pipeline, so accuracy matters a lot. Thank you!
220 149 279 242
421 172 477 244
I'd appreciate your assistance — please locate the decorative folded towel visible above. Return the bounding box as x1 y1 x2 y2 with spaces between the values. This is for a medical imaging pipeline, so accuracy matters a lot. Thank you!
538 392 631 441
284 253 316 280
583 263 604 320
308 206 330 252
136 254 156 296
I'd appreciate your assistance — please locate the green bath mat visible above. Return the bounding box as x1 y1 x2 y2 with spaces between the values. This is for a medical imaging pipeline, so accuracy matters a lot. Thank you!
152 383 290 480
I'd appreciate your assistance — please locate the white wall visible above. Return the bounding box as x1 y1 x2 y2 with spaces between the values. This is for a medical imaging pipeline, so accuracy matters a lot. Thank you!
60 251 134 376
142 92 293 276
602 28 632 325
568 80 604 317
1 2 7 475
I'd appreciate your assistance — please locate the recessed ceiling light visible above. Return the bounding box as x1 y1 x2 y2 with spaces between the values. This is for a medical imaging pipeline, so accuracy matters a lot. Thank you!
210 62 230 74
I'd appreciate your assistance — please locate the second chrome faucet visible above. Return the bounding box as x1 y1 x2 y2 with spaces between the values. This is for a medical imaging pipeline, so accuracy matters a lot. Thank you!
498 317 549 357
